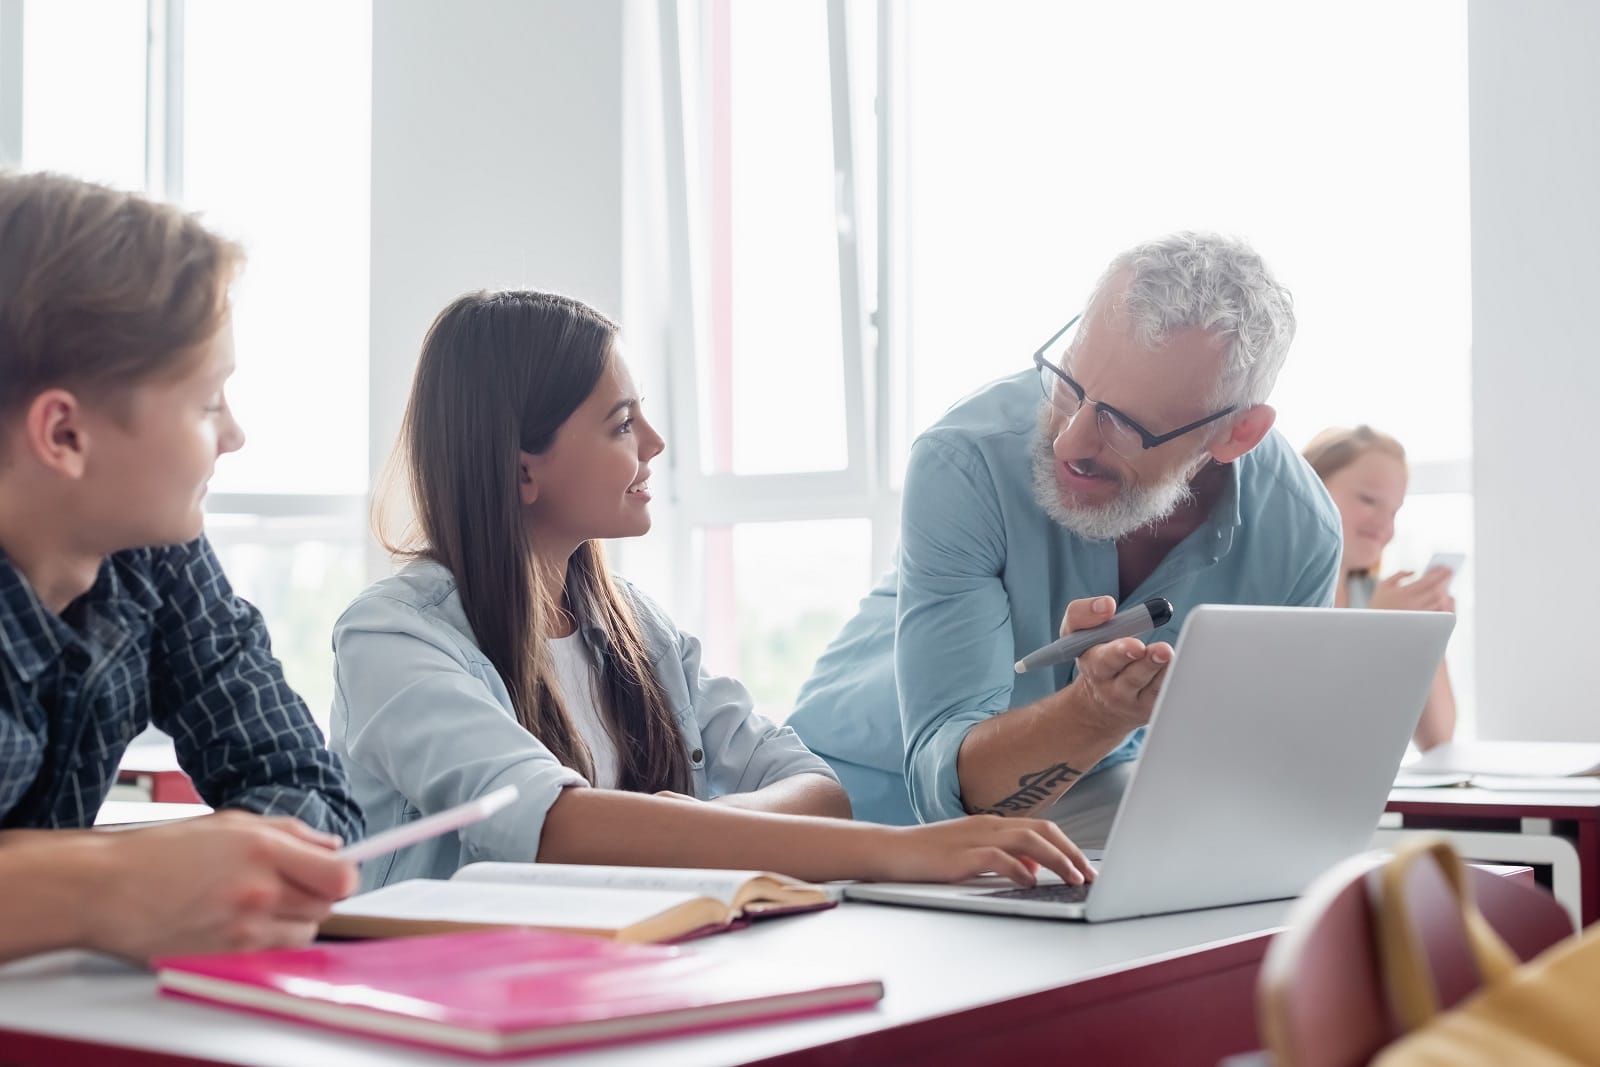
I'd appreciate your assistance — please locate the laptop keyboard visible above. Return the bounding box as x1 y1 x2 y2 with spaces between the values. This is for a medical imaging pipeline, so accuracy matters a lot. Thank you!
980 881 1093 904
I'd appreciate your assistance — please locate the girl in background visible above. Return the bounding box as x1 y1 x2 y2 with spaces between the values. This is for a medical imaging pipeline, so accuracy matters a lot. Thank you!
332 290 1093 890
1304 425 1456 750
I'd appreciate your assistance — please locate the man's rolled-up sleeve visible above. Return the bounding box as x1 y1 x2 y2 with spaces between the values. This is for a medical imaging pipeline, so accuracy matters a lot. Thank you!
1291 529 1341 608
896 436 1018 822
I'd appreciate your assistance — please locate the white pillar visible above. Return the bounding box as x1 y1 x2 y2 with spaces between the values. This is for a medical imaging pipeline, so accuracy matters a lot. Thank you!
1470 0 1600 738
368 0 627 575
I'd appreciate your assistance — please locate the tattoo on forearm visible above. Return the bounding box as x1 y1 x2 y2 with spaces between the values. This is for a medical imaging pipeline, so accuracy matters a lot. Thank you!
965 762 1084 816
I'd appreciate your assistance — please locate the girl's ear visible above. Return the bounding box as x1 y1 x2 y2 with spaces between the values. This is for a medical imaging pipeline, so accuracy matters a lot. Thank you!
518 451 540 506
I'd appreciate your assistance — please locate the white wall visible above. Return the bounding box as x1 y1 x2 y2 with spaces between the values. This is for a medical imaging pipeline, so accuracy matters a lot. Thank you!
1470 0 1600 739
368 0 627 569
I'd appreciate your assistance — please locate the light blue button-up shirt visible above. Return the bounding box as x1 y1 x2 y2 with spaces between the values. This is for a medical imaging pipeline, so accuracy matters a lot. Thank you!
330 560 836 890
788 370 1342 825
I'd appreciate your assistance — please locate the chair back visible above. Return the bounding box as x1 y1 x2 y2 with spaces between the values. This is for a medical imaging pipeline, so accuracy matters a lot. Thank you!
1257 848 1574 1067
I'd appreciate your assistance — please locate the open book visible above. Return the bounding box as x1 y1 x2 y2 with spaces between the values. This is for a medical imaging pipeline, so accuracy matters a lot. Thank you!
1396 741 1600 791
157 930 883 1057
322 862 840 943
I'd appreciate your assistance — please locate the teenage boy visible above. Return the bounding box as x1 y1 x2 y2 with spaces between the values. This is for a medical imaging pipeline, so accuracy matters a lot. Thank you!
0 170 361 963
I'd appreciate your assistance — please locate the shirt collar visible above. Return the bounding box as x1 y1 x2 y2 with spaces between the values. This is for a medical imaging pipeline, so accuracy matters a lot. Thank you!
0 550 162 683
1205 459 1244 562
103 550 165 616
0 551 76 683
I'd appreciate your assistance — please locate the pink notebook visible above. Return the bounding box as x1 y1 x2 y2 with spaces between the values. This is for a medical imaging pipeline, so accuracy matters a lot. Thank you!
155 930 883 1058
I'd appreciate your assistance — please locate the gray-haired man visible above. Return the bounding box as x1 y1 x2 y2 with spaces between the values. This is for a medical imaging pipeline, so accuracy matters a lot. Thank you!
788 232 1342 843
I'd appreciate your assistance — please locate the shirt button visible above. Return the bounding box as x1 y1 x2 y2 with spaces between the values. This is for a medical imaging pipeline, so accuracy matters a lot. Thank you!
690 748 704 763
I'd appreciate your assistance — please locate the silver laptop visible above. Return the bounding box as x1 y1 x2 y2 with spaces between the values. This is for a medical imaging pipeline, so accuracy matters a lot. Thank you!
845 605 1454 921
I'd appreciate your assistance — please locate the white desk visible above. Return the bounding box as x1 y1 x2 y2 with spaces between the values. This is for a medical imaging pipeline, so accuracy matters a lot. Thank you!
94 801 213 827
1385 785 1600 928
0 897 1292 1066
116 735 203 805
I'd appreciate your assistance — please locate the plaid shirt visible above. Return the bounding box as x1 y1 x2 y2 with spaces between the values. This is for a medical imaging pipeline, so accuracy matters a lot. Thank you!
0 537 362 839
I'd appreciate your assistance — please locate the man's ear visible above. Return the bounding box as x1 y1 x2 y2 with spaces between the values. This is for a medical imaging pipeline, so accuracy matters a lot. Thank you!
1209 403 1276 464
517 450 540 506
25 389 92 480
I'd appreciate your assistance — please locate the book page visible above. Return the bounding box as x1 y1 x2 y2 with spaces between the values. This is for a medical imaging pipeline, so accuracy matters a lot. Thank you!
332 880 712 929
452 862 796 906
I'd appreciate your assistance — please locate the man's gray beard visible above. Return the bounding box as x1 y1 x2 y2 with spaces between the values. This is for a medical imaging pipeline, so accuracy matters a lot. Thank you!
1030 404 1200 542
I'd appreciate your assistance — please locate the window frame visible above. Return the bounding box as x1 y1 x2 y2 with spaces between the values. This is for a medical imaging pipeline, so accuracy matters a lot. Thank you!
0 0 21 164
655 0 900 642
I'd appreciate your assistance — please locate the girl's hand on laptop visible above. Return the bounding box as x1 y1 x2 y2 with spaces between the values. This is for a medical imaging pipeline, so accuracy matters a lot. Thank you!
868 816 1096 887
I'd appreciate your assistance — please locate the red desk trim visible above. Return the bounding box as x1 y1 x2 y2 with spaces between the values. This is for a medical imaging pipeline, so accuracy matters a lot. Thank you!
1387 797 1600 822
749 931 1276 1067
0 1031 229 1067
115 768 204 806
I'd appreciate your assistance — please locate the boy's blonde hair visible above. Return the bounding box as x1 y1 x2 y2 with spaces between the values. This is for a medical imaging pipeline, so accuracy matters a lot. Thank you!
0 170 243 424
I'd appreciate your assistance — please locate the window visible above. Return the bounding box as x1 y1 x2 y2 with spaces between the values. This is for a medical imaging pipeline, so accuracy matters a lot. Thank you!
696 520 872 721
204 514 367 724
638 1 884 720
18 0 145 189
716 3 848 476
6 0 373 729
184 1 371 498
899 1 1469 464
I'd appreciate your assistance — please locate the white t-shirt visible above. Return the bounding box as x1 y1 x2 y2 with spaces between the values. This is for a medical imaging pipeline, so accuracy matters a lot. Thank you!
547 631 621 789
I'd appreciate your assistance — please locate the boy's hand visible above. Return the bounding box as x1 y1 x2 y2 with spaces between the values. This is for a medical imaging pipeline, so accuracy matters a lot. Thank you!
81 810 357 963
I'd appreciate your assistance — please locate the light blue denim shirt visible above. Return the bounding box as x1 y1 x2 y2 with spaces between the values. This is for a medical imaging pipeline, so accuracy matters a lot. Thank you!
788 370 1342 825
330 560 836 890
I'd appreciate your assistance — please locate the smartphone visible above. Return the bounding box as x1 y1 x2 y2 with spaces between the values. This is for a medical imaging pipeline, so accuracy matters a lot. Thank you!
1423 551 1466 587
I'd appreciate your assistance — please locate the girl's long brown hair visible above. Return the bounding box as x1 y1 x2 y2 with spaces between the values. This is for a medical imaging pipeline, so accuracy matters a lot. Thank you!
386 290 689 793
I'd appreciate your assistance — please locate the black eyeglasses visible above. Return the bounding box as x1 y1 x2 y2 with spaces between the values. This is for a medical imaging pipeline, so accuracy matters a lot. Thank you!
1032 314 1237 461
